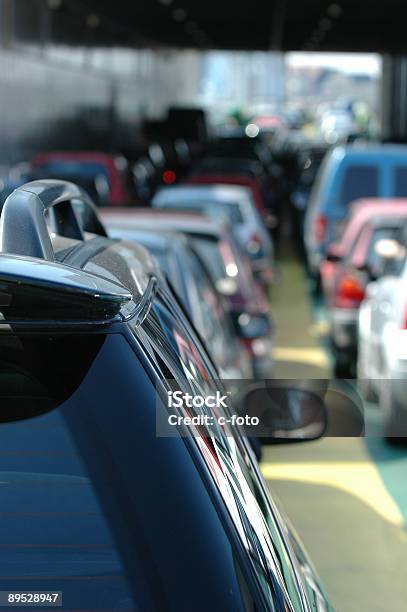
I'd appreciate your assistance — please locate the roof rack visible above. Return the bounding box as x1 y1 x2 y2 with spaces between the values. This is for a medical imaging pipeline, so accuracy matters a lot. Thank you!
0 179 107 261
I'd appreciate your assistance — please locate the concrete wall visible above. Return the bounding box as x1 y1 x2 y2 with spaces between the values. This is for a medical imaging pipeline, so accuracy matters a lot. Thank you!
0 0 201 163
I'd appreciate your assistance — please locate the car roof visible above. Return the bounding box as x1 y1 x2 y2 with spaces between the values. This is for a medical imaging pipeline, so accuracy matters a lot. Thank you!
101 208 226 238
32 151 122 165
153 184 251 204
106 224 186 254
329 143 407 164
350 198 407 213
350 199 407 220
338 199 407 250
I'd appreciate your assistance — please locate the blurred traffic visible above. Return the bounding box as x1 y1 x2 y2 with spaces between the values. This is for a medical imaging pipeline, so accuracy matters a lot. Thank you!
1 9 407 606
3 87 407 443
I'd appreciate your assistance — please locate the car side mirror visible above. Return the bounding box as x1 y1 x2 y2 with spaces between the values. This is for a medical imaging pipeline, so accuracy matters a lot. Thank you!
241 385 327 442
232 312 270 340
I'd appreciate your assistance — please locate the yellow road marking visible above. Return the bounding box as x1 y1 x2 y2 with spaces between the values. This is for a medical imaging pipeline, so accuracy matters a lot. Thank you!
273 346 330 369
261 461 404 527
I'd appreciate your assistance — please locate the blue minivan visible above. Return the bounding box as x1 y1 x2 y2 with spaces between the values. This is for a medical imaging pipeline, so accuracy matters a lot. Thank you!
305 143 407 275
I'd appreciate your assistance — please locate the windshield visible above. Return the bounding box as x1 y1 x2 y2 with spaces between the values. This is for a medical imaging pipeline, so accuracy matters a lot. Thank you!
339 165 378 208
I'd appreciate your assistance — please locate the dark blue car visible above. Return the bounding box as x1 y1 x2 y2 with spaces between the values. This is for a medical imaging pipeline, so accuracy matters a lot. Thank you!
0 179 333 611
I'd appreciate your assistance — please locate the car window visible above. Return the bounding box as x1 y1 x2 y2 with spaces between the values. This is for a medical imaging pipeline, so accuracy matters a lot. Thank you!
192 235 228 282
394 166 407 196
192 233 255 295
0 333 140 610
339 165 378 208
136 291 304 611
158 200 244 225
0 331 257 612
187 247 237 368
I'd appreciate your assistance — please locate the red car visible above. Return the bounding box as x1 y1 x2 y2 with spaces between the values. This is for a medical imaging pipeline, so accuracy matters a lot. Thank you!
320 198 407 376
32 151 135 206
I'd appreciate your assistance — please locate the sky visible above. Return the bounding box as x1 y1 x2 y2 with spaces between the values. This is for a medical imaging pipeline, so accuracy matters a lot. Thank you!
286 52 381 76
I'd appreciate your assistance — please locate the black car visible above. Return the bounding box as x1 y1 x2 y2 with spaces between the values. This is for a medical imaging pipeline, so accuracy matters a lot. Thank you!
0 179 334 611
104 225 254 381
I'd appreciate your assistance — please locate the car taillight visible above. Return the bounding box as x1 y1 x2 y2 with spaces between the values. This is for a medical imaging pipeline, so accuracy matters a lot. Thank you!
337 275 365 304
314 214 327 244
162 169 176 184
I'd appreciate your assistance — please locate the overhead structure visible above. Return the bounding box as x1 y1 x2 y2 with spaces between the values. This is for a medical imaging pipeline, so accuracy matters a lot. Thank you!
13 0 406 53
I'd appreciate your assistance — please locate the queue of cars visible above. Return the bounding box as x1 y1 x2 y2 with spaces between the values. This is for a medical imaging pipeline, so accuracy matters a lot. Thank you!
306 142 407 441
0 115 371 606
305 143 407 277
151 184 275 282
4 132 407 448
0 162 338 608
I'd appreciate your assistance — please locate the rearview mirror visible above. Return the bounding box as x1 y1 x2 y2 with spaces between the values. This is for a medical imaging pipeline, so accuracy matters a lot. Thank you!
241 385 327 442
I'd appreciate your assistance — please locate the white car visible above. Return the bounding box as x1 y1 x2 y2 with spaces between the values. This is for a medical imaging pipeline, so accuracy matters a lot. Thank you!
152 184 274 282
357 235 407 438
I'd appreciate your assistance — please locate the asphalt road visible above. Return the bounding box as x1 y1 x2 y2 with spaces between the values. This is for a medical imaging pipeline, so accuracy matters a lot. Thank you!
261 246 407 612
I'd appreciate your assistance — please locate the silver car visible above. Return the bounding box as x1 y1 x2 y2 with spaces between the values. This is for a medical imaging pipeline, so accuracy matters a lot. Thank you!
357 230 407 438
151 184 274 282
